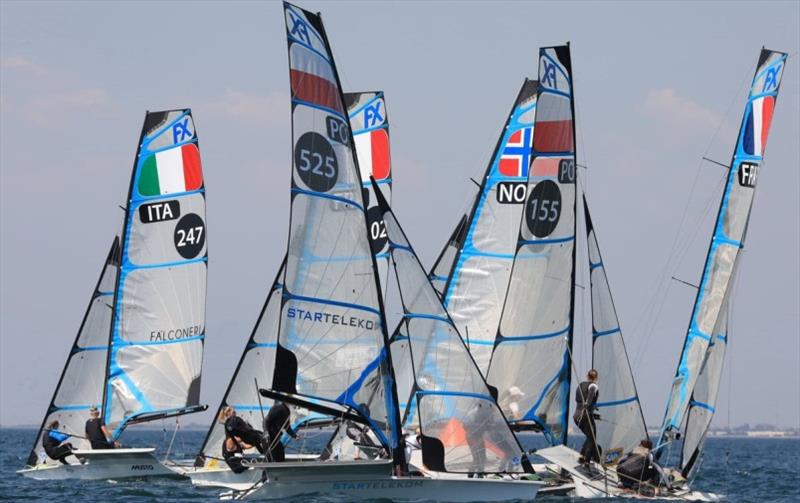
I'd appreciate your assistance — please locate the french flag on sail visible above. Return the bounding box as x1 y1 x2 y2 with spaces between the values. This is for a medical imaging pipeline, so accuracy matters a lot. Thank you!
743 96 775 157
498 127 533 177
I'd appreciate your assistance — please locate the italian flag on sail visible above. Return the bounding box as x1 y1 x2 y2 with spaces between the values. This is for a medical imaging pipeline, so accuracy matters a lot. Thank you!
138 144 203 196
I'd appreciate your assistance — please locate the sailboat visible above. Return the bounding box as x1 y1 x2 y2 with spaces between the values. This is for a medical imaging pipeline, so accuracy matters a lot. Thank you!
18 109 209 480
215 3 543 500
539 48 787 500
181 90 394 489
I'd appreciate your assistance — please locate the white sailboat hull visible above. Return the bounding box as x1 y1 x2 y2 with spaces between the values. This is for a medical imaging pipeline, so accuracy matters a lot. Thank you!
209 459 542 501
536 445 720 501
16 448 178 481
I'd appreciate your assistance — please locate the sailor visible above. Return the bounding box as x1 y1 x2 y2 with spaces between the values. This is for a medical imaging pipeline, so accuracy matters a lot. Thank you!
85 407 116 449
466 400 492 477
221 436 249 474
498 386 525 420
263 401 297 462
574 369 601 464
42 420 75 464
616 439 672 493
219 406 267 455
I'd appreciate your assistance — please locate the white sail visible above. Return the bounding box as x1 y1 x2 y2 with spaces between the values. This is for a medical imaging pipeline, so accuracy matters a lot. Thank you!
375 183 528 474
269 2 401 454
25 238 119 467
487 45 577 445
659 49 787 449
584 198 647 463
440 80 538 374
104 109 208 436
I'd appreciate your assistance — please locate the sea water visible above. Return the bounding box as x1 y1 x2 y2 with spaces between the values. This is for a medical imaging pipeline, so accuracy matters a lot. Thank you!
1 428 797 502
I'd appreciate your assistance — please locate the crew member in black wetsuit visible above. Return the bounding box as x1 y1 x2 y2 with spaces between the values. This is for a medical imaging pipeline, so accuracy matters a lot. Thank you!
263 402 297 462
617 439 671 493
222 436 248 474
574 369 601 465
219 406 267 454
85 407 116 449
43 420 75 464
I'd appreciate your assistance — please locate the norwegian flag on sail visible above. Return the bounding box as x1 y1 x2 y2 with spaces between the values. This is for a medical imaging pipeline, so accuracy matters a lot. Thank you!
498 127 533 177
743 96 775 156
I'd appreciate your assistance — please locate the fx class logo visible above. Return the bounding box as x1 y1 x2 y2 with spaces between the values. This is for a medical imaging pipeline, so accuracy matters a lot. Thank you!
171 117 193 144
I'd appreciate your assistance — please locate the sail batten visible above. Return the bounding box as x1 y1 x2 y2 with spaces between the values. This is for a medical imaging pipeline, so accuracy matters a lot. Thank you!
658 49 787 454
487 45 578 446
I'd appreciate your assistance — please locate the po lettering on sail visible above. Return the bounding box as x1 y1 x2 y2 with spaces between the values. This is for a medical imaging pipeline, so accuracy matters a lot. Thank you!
150 324 203 342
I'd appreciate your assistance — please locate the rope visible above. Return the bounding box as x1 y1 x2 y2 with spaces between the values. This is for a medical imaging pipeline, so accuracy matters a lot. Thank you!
163 417 180 463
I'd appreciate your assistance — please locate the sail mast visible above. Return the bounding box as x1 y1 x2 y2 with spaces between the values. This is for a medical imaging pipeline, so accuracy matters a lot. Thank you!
658 49 787 453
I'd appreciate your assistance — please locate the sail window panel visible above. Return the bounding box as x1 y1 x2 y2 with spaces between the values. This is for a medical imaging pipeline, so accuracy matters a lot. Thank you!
53 350 106 409
97 261 118 293
695 244 737 336
118 263 206 343
722 179 756 241
228 349 278 408
417 394 523 473
109 339 203 422
127 193 206 266
141 112 194 152
252 287 282 345
284 194 374 300
390 335 416 425
76 295 114 348
590 266 618 332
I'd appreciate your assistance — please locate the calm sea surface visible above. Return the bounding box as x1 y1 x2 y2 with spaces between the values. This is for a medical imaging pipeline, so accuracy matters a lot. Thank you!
1 428 798 502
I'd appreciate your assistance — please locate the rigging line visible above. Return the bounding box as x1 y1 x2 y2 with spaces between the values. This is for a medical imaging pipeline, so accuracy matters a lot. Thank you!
629 66 752 365
163 417 180 463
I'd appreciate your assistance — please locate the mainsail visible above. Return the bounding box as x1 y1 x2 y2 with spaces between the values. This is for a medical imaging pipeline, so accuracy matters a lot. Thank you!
441 79 538 374
658 49 787 451
270 2 401 454
346 91 393 298
374 182 528 474
25 238 120 467
584 197 647 462
487 45 577 445
104 109 208 437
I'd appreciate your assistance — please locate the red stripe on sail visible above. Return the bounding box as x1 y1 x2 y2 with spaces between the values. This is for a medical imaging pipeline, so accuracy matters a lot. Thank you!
530 157 559 177
370 129 391 180
290 70 343 113
534 120 573 153
760 96 775 153
181 144 203 191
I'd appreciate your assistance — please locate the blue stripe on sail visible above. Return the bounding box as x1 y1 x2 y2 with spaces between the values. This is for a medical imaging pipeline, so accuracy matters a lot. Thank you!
429 274 449 282
247 342 278 349
540 88 571 100
53 404 98 411
713 235 743 248
362 178 391 188
283 292 382 317
593 327 621 338
717 335 728 343
113 335 204 347
498 325 570 342
74 345 108 352
522 351 570 446
291 188 364 212
589 261 603 271
353 124 389 135
142 110 192 146
416 390 494 402
285 29 331 64
463 339 495 346
519 235 575 246
229 404 272 412
389 241 412 252
291 98 346 121
404 313 450 324
129 256 207 271
459 249 515 260
596 396 638 408
689 400 715 413
130 188 204 205
97 291 114 296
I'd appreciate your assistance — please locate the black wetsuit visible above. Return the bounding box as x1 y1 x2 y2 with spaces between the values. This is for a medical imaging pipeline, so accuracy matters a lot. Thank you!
573 380 600 463
222 439 247 474
264 402 292 462
43 430 73 464
85 418 114 449
224 416 266 454
617 449 658 489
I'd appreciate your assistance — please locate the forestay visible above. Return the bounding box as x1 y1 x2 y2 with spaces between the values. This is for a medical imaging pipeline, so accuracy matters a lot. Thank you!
374 183 527 474
346 92 393 299
487 45 577 445
104 109 208 437
441 80 538 374
584 197 647 463
26 239 120 467
194 262 284 468
271 2 400 453
658 49 787 448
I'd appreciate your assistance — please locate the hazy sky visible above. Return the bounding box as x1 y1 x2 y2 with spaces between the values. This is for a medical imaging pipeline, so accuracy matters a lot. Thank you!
1 1 798 431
